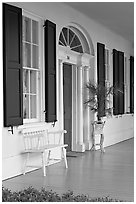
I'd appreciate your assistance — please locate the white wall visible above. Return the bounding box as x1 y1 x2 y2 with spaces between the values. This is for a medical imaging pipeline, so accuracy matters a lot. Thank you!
104 114 134 147
2 2 134 180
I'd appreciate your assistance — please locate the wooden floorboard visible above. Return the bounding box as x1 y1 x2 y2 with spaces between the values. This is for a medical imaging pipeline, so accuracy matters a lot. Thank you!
3 138 134 201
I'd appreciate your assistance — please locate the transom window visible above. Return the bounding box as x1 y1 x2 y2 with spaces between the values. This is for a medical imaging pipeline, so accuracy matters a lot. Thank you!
59 27 83 53
22 15 41 122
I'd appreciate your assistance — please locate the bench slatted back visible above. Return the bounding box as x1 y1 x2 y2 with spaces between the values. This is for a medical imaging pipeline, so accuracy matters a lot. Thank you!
23 129 47 150
22 128 67 151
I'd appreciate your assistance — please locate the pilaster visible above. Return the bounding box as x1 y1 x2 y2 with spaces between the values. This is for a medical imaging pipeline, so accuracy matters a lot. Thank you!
84 66 92 150
77 65 85 152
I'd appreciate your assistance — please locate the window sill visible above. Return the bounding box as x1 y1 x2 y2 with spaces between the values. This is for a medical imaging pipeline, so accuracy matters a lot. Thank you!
113 113 134 118
18 121 47 130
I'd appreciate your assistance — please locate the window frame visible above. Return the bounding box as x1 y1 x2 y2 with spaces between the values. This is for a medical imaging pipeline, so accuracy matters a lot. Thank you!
124 56 128 113
105 48 110 83
105 48 112 111
22 10 44 124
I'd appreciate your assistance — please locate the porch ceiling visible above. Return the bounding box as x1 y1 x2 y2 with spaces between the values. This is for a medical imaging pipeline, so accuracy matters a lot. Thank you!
65 2 134 45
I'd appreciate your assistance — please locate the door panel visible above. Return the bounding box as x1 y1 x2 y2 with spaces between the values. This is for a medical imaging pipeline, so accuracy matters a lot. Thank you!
63 63 72 151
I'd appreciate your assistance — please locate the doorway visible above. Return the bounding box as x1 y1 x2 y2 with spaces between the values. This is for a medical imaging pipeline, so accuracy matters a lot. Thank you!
63 63 72 151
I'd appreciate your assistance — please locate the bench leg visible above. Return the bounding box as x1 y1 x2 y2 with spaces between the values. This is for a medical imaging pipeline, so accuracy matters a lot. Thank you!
62 147 68 168
100 134 105 153
91 133 96 151
23 153 29 175
47 150 51 165
42 152 46 176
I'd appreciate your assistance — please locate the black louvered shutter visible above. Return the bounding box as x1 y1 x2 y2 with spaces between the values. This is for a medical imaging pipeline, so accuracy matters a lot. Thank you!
97 43 105 119
113 49 119 115
3 3 23 127
130 56 134 113
118 51 124 114
44 20 57 122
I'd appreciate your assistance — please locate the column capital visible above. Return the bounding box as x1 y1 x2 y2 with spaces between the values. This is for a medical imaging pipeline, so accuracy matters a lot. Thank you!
77 64 91 71
84 66 90 71
59 59 64 64
80 53 94 67
77 65 83 70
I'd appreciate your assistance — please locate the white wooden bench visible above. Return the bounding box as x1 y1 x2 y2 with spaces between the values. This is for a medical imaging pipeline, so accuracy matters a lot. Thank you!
22 128 68 176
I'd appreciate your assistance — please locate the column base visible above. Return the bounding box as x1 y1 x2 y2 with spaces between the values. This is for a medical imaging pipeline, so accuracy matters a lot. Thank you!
76 143 85 152
85 141 92 150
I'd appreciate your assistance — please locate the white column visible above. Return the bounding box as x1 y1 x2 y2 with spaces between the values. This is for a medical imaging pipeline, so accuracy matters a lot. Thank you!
84 66 91 150
72 65 77 151
59 60 64 131
76 66 85 152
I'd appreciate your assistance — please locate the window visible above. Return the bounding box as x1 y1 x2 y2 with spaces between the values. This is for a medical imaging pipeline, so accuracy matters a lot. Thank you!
22 14 41 122
105 49 110 82
130 56 134 113
124 56 128 113
3 4 56 127
105 49 111 110
59 27 83 53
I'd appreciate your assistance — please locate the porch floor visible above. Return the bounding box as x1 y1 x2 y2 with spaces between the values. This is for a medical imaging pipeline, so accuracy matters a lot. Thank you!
3 138 134 202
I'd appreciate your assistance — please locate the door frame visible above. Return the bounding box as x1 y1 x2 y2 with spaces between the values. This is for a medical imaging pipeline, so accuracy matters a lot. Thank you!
58 46 78 151
58 45 94 151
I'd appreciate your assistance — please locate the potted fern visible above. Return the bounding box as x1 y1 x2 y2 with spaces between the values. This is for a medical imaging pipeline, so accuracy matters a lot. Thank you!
84 81 121 121
84 81 122 152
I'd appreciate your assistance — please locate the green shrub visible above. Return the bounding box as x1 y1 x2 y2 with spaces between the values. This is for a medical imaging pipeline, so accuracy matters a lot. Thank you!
2 186 124 202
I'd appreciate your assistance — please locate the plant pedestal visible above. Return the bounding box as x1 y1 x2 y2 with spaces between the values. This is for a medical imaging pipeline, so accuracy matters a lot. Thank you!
85 140 92 150
91 121 105 153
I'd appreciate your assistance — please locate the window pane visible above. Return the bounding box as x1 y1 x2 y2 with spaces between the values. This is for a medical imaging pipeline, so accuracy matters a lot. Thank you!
69 29 75 46
30 95 36 118
32 20 38 44
70 35 83 53
105 50 107 64
23 43 31 67
70 35 80 48
32 45 38 68
30 71 36 94
23 94 29 119
107 50 109 65
105 50 109 65
72 45 83 53
23 16 31 42
23 69 29 93
107 66 109 81
59 32 66 46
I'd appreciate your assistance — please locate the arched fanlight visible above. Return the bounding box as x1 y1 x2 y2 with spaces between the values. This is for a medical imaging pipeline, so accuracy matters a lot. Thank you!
59 27 83 53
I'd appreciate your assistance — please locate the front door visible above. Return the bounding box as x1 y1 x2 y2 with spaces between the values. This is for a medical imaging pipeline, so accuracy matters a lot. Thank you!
63 63 72 151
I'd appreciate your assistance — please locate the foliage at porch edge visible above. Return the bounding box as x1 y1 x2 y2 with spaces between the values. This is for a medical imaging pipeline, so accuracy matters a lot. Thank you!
2 186 124 202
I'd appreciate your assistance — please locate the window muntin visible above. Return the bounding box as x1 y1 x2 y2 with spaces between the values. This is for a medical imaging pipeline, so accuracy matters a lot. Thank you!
59 27 83 53
22 15 40 122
